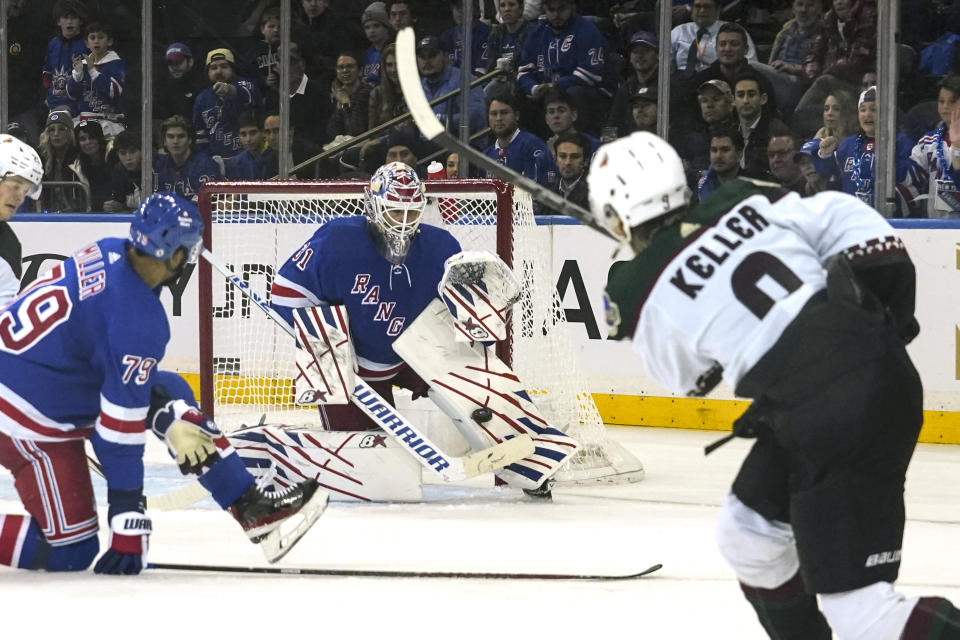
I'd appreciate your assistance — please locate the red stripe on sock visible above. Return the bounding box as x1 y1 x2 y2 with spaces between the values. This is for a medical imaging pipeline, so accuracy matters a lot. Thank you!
0 515 25 566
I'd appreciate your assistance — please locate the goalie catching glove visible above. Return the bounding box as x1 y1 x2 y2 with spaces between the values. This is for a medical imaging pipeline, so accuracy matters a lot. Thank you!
149 384 223 475
438 250 521 342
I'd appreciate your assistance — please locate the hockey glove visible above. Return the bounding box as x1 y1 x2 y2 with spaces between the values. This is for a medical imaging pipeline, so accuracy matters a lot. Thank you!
165 407 221 475
94 492 151 575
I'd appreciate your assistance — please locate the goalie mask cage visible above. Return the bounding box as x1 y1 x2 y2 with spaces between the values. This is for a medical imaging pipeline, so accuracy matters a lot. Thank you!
197 179 643 485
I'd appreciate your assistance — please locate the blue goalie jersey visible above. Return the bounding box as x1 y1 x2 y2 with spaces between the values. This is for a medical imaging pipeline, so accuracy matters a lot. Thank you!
270 217 461 374
0 237 169 491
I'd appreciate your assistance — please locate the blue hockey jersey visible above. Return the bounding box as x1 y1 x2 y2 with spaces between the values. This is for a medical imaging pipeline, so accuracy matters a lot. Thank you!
483 129 557 189
192 77 264 159
270 217 461 372
441 21 491 74
153 151 222 202
0 237 169 494
517 14 610 97
43 35 89 113
66 51 126 125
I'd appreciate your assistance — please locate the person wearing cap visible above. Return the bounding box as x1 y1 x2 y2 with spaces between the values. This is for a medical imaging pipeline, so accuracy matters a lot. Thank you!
606 30 659 138
482 0 533 76
670 0 757 77
416 35 486 134
690 23 774 109
542 87 600 160
361 1 395 85
42 0 89 116
66 21 127 138
192 48 264 161
911 73 960 218
815 86 921 216
440 0 491 76
793 136 832 195
156 42 206 124
672 79 737 187
517 0 613 135
37 108 87 213
629 85 658 134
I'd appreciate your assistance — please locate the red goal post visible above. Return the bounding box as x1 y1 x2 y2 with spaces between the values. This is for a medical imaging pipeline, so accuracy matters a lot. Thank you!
196 179 643 485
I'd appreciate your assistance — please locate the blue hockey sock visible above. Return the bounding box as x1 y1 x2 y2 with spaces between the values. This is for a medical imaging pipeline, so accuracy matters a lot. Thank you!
200 451 256 509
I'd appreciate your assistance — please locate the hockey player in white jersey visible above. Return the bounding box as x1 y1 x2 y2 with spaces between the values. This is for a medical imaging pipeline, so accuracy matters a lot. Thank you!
589 132 960 639
269 162 577 497
0 133 43 306
0 192 326 575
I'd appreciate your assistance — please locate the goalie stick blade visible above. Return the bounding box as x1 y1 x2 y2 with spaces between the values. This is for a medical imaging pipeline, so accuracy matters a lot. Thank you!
149 562 662 581
145 480 210 511
394 28 618 243
458 434 536 479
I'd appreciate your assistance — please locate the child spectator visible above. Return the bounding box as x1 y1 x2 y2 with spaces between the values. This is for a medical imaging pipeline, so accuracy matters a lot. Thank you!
483 0 533 76
156 43 207 124
440 0 491 76
42 0 89 116
102 128 142 212
37 108 85 212
67 22 126 137
74 120 112 211
361 2 395 85
241 6 283 95
154 114 222 202
911 73 960 218
225 112 273 180
193 48 264 161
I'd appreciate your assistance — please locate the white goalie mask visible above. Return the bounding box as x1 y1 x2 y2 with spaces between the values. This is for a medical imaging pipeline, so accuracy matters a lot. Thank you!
587 132 690 245
0 134 43 199
364 162 427 264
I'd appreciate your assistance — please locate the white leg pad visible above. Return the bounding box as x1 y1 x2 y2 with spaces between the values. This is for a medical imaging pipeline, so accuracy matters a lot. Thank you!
715 492 800 589
819 582 918 640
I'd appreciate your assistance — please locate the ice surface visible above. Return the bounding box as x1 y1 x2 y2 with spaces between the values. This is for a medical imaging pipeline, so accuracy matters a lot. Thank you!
1 427 957 639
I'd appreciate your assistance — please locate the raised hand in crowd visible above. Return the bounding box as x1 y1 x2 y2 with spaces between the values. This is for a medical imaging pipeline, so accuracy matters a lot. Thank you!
818 135 839 157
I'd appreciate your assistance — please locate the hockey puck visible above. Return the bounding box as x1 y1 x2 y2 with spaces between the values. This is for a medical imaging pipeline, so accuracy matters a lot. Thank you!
471 407 493 423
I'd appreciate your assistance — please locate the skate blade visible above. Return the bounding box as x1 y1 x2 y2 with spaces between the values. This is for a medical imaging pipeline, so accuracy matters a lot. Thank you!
258 489 330 563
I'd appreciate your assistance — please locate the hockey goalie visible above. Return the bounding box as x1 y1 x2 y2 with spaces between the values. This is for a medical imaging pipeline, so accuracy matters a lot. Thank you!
245 162 579 501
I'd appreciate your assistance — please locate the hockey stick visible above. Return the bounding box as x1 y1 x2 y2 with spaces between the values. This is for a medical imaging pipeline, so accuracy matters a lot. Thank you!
394 27 619 243
149 561 662 581
87 453 212 511
201 248 534 483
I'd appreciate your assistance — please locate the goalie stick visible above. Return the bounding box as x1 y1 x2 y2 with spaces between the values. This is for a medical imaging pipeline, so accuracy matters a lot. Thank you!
394 27 618 243
149 561 662 581
87 454 212 511
200 248 534 484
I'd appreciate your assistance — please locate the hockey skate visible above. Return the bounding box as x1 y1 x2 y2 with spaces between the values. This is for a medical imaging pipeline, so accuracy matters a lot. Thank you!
522 478 554 501
229 479 329 563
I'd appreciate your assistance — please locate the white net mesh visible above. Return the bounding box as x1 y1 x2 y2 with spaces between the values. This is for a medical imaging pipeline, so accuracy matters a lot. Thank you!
199 180 643 485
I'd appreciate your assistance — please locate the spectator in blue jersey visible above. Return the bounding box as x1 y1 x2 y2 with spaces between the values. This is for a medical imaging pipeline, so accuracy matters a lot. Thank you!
74 120 111 211
552 130 590 210
440 0 491 76
516 0 614 136
483 0 533 76
155 43 206 125
698 125 743 202
541 87 599 160
102 128 142 212
361 2 395 86
0 193 327 575
226 112 273 180
42 0 89 116
192 48 264 162
670 0 757 78
240 6 283 96
154 115 222 203
910 73 960 219
606 30 659 138
65 21 126 138
815 86 922 216
417 35 487 134
484 95 557 191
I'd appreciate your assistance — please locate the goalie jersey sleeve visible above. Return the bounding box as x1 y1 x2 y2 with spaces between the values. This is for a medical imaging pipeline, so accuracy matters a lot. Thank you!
271 217 461 371
0 237 169 492
603 179 912 395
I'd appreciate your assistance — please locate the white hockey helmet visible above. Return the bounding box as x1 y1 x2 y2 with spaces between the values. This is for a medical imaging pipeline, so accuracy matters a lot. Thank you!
364 161 427 264
587 132 689 244
0 134 42 199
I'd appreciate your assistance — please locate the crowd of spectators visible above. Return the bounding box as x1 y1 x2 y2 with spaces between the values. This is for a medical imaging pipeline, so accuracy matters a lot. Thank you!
6 0 960 218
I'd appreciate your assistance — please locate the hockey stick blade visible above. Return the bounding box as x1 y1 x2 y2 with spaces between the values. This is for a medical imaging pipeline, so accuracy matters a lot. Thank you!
149 562 662 581
201 248 535 483
395 27 618 243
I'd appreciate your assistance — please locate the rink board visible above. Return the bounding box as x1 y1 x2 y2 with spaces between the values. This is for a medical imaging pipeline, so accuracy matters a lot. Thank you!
10 214 960 443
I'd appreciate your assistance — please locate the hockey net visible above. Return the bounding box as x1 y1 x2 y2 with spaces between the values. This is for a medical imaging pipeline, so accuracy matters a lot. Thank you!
197 179 643 485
